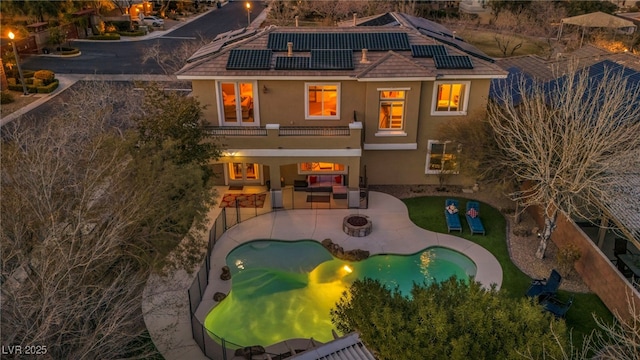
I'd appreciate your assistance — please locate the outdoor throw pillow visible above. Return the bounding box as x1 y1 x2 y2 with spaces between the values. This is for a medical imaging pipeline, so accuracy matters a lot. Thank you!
467 208 478 218
446 204 458 214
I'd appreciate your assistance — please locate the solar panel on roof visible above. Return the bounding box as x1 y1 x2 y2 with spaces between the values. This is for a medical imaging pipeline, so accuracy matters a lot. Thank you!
411 45 447 58
274 56 310 70
433 55 474 69
267 33 410 51
226 49 272 70
310 49 353 70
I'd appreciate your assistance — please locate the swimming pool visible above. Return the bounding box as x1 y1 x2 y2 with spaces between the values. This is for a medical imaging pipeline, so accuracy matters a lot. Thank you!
204 239 477 347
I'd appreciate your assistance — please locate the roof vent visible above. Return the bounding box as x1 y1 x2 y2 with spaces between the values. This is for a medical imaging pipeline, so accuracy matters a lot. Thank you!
360 48 370 64
353 13 357 26
287 42 293 57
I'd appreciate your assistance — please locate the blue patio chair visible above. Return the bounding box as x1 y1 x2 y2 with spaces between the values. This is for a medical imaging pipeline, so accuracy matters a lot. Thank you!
465 201 485 235
525 269 562 300
444 199 462 233
541 295 574 319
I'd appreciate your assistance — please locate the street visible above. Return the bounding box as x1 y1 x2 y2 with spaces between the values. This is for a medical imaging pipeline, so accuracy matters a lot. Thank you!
20 1 267 75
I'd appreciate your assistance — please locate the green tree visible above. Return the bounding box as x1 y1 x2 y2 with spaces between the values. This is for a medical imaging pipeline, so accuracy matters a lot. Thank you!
134 83 220 168
47 27 66 50
331 278 568 360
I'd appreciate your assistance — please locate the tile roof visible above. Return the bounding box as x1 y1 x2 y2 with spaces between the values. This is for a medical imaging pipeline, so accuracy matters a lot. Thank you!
494 45 640 82
604 173 640 243
177 24 506 80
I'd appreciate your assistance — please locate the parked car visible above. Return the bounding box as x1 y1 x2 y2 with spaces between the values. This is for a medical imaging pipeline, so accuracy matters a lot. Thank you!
137 16 164 27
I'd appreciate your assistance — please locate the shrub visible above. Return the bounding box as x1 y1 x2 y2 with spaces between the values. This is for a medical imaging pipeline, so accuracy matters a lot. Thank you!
111 21 132 32
557 244 581 277
37 79 59 93
1 91 15 104
119 30 147 37
22 70 35 78
35 70 55 85
59 47 80 55
88 33 120 40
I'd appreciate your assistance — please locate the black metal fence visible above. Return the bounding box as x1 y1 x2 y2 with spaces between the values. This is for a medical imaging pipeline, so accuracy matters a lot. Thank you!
187 188 368 359
188 191 293 359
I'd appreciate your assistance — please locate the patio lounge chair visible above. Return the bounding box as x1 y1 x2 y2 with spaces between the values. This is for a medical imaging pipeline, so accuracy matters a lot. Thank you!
444 199 462 233
464 201 485 235
525 269 562 300
541 295 574 319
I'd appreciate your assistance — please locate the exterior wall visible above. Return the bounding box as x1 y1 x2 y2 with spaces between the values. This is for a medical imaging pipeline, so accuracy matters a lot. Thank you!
194 77 492 187
361 81 421 146
362 79 491 185
192 80 217 125
527 206 640 323
258 80 364 127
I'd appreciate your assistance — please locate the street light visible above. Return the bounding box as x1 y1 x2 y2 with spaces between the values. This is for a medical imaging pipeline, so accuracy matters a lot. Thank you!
8 31 28 96
246 2 251 27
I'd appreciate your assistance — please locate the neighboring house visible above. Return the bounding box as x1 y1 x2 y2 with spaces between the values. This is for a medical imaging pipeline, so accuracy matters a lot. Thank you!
176 12 506 208
490 47 640 249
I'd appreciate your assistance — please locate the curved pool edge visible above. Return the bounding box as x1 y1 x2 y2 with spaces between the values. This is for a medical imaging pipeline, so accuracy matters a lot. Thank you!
201 192 502 321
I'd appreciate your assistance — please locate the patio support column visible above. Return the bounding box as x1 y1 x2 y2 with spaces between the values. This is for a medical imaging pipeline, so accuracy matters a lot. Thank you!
597 214 609 249
269 164 283 208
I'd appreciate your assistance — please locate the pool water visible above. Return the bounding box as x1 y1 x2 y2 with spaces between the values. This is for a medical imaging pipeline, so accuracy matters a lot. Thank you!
205 240 476 347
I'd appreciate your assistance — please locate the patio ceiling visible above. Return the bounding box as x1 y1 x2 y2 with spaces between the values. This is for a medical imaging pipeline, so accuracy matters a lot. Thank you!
600 173 640 249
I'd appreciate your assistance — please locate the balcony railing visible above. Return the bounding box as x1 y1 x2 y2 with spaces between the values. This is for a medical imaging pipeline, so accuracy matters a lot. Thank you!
278 126 351 136
203 126 352 137
203 127 267 136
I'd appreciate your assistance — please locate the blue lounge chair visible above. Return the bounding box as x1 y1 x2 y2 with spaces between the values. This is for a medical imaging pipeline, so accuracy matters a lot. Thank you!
525 269 562 299
444 199 462 233
541 295 574 319
465 201 485 235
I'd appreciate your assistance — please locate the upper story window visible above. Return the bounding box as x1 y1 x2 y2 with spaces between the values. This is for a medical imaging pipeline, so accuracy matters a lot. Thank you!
379 90 405 130
219 82 256 126
425 140 460 174
432 81 470 116
306 83 339 120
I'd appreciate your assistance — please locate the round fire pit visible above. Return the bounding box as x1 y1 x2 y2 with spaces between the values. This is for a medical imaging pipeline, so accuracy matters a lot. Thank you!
343 215 372 237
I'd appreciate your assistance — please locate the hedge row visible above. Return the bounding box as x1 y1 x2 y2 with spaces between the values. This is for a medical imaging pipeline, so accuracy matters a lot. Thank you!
60 48 80 55
8 79 59 94
118 30 147 37
88 33 121 40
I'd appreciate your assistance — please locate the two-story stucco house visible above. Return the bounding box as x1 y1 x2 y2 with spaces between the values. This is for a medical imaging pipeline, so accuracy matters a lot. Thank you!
176 12 507 208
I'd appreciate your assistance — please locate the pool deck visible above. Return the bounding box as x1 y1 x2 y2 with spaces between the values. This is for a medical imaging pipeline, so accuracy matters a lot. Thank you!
199 191 502 320
143 190 502 360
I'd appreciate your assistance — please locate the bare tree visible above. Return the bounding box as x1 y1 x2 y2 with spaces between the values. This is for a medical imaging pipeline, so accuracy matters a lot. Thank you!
142 33 213 75
587 293 640 360
492 10 524 57
1 81 217 357
488 64 640 259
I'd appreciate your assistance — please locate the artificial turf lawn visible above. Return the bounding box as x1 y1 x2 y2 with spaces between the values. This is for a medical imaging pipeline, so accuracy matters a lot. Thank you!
403 195 613 346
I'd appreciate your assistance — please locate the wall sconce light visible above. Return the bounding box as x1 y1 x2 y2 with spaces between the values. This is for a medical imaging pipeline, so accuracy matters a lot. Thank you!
262 85 269 94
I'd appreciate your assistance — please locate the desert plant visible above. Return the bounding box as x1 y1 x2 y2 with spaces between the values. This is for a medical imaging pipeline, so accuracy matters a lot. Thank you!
557 244 581 277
